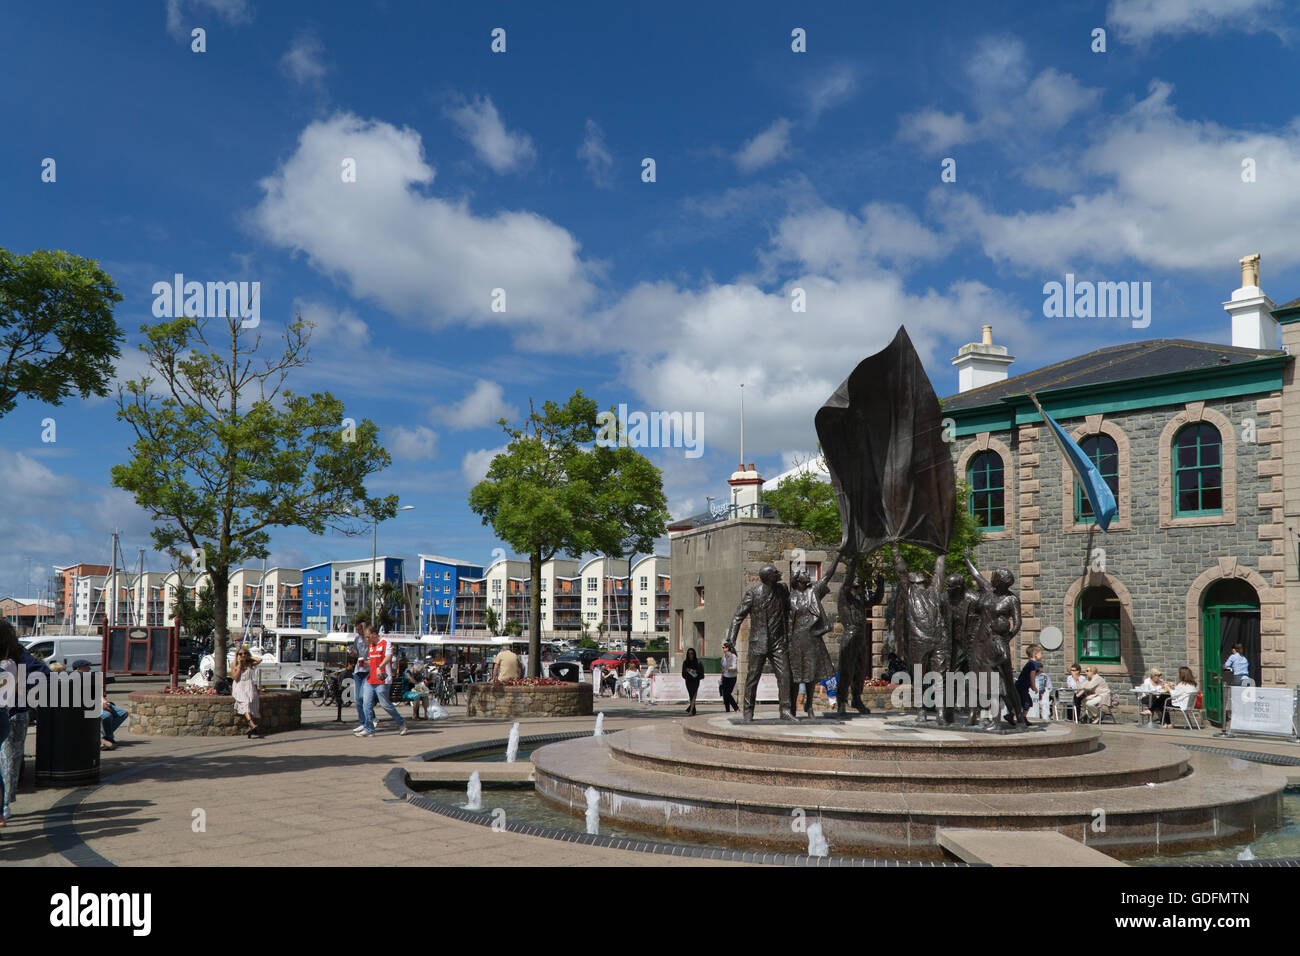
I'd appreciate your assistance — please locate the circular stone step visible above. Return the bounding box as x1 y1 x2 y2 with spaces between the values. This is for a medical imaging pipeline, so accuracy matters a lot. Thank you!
683 713 1102 761
607 723 1188 793
532 719 1286 856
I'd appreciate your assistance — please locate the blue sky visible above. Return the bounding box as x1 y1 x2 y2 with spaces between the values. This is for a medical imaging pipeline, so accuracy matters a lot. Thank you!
3 0 1299 596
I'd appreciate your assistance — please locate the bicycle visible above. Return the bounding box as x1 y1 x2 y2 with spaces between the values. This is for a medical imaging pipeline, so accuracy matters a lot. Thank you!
311 672 342 708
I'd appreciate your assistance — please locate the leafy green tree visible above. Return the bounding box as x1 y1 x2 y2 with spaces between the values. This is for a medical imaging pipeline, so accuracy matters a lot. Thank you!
112 314 395 679
0 248 124 418
504 619 523 637
469 391 670 677
483 606 500 637
761 456 983 585
173 581 215 644
358 579 408 632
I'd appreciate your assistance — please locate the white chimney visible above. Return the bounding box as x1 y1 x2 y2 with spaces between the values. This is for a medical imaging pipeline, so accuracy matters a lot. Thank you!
952 325 1015 393
728 462 763 515
1224 253 1278 350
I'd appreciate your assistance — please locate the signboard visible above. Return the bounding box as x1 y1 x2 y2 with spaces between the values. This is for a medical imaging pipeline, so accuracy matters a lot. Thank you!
650 674 779 703
1228 686 1298 739
103 624 176 676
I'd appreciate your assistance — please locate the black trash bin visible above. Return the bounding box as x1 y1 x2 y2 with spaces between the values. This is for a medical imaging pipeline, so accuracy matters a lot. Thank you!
549 661 580 683
35 700 101 786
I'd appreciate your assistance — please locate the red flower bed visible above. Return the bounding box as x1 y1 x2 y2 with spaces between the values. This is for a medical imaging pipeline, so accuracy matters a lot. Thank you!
162 686 220 695
492 677 565 687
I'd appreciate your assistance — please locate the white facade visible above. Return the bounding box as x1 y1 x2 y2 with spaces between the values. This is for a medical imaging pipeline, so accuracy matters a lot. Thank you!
578 555 669 640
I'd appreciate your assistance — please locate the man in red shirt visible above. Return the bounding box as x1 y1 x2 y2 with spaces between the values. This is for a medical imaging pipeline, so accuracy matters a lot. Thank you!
355 625 408 737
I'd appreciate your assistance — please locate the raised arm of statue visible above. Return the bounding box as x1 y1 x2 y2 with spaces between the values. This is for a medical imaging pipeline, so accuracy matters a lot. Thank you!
814 550 844 599
965 552 990 593
725 588 754 648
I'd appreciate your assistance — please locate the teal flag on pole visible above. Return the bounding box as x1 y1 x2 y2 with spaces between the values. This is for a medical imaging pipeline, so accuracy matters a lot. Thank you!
1029 394 1117 532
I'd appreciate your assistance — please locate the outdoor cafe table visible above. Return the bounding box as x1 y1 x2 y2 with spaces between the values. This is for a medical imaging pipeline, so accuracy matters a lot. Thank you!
1130 688 1170 726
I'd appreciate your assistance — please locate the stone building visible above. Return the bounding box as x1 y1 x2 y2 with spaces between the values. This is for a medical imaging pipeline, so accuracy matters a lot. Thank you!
944 256 1296 719
667 463 852 691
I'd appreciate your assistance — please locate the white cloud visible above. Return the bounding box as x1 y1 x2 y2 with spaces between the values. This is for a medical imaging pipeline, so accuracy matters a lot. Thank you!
899 37 1100 155
431 380 517 430
806 64 859 121
897 109 979 153
281 31 328 85
765 202 948 276
578 118 614 188
294 299 371 349
735 118 793 173
249 113 597 329
165 0 250 39
444 95 536 174
1107 0 1282 43
387 425 439 461
932 80 1300 273
461 445 508 486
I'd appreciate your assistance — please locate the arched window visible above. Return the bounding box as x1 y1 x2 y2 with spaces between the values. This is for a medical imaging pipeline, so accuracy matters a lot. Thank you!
1077 587 1121 664
1174 423 1223 517
967 451 1005 531
1074 434 1119 524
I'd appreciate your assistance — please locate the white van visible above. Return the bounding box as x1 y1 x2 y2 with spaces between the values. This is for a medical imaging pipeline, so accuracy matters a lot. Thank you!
20 636 103 671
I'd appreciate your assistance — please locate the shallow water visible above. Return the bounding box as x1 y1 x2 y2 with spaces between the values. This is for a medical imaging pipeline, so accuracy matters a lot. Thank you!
412 746 1300 864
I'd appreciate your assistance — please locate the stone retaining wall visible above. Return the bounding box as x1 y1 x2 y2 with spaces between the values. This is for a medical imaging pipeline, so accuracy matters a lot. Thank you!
466 681 593 718
127 689 302 736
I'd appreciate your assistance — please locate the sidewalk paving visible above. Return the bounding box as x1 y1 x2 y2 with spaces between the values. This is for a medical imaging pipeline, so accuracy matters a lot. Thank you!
2 696 1294 867
1 694 731 867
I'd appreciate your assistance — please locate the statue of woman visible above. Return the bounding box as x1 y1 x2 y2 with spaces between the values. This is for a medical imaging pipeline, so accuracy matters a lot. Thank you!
787 553 840 718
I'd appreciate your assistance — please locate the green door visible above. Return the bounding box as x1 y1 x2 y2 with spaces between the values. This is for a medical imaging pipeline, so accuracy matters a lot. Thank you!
1201 580 1262 726
1201 608 1222 725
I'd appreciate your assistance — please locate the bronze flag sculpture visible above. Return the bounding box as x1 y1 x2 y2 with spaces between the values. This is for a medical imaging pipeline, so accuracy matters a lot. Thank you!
815 327 956 714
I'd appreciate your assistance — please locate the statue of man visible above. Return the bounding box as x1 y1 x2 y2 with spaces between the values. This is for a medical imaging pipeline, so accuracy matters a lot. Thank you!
787 553 840 718
965 552 1025 728
724 565 795 723
835 555 885 716
893 551 954 724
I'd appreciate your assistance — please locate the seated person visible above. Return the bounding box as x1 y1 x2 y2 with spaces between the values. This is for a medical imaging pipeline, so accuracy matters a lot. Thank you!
1164 667 1199 725
1065 663 1085 719
1138 668 1170 722
600 667 619 697
1077 666 1111 723
401 664 431 718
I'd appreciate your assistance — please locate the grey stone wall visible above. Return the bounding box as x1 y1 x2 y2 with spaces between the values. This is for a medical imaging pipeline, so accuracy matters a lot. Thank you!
952 395 1274 687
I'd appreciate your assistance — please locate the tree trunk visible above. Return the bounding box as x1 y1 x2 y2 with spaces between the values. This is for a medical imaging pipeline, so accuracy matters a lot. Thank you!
212 566 230 680
529 548 542 678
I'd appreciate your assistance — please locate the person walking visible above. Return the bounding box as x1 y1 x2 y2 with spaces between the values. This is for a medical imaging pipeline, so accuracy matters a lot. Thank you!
1 621 48 822
719 642 739 713
231 646 263 738
351 619 370 732
0 656 11 832
682 647 705 716
358 626 407 737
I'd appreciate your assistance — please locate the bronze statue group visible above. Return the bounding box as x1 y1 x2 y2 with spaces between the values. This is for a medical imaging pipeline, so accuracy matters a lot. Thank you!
724 546 1025 728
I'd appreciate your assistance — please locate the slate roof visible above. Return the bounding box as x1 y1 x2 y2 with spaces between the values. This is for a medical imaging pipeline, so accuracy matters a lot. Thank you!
942 339 1286 412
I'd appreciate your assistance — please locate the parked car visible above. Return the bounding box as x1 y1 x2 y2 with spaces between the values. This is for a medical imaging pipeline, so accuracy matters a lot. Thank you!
591 653 641 673
557 648 604 668
21 636 101 670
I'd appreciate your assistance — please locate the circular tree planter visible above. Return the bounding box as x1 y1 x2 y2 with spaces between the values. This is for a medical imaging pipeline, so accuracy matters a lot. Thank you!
466 680 593 718
127 689 302 736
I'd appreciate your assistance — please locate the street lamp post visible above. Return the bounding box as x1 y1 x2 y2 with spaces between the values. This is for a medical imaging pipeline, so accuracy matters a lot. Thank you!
364 504 415 631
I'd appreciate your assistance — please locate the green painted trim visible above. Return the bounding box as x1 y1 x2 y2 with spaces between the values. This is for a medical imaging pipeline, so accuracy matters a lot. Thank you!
949 354 1289 436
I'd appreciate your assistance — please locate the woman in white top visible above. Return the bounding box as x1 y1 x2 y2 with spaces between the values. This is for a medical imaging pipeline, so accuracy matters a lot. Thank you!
1165 667 1199 724
231 646 263 739
1138 668 1170 722
719 642 740 713
642 657 658 705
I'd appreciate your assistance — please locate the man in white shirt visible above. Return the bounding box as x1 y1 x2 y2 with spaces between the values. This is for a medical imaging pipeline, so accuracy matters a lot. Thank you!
719 642 740 713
